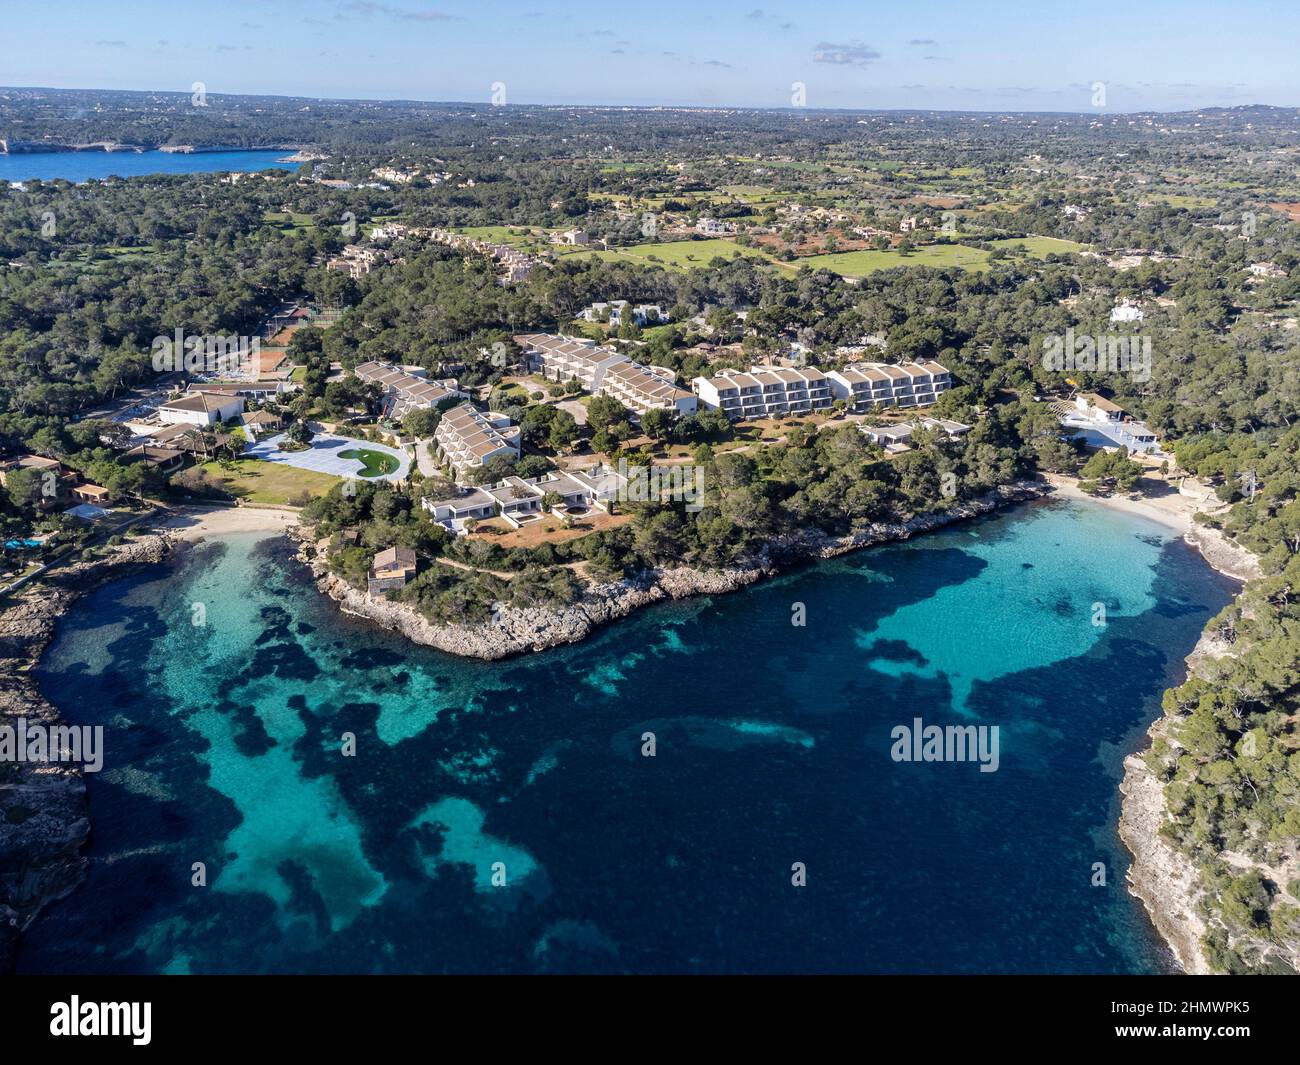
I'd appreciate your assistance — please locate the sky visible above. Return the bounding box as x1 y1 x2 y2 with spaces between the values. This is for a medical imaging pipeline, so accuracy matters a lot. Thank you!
4 0 1300 112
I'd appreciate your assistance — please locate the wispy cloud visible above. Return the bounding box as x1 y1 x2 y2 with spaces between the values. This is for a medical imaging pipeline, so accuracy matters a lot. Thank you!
340 2 461 21
906 38 937 46
813 41 881 66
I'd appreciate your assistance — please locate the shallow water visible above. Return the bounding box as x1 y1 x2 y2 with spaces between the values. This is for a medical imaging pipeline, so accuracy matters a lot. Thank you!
18 498 1237 973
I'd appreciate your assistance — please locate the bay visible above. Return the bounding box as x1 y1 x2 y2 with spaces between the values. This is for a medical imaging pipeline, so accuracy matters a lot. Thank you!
17 497 1237 974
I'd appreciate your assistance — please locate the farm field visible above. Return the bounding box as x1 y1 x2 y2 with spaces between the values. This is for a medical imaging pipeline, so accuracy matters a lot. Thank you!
559 238 776 269
796 243 991 277
984 235 1090 257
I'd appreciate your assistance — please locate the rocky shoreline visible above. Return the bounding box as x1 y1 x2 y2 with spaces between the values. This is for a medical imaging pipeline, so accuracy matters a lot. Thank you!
297 480 1052 661
0 533 174 971
1117 539 1257 976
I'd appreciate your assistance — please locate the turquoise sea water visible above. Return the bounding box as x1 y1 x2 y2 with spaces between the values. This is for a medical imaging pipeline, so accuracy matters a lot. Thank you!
17 498 1237 973
0 149 299 184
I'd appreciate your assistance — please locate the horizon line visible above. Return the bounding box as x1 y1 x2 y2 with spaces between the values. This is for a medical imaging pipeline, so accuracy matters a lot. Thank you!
3 84 1298 119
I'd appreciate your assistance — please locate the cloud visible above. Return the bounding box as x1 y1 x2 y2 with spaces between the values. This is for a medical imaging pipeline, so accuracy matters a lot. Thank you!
702 59 732 68
906 38 937 46
747 8 764 17
95 40 127 48
340 2 461 21
813 41 881 66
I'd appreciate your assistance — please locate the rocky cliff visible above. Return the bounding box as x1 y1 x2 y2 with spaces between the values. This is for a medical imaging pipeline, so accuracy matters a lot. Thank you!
0 535 172 971
302 482 1049 661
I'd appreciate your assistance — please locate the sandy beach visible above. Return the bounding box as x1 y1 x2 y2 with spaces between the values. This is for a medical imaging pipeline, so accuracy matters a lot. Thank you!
158 504 300 543
1044 473 1261 582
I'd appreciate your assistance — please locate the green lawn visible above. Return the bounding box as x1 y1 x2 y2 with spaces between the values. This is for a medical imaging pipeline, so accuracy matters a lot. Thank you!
338 448 400 478
984 236 1089 257
796 243 991 277
197 459 339 504
559 239 776 270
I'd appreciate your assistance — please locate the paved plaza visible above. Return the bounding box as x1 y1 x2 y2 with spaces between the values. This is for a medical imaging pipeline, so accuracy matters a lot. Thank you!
243 433 411 481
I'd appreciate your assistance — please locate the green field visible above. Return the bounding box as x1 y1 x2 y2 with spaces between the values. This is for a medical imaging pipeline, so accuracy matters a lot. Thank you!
197 459 339 504
456 225 553 250
984 236 1089 257
560 239 774 270
339 448 401 478
1149 193 1217 209
796 243 991 277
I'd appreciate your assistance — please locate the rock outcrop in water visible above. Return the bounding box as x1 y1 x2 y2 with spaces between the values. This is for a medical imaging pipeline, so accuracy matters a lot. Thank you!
0 535 172 971
300 481 1050 660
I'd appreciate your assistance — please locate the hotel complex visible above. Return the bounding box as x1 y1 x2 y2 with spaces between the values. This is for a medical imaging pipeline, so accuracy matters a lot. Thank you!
432 402 522 476
513 333 697 416
692 366 834 419
354 361 465 420
825 361 952 411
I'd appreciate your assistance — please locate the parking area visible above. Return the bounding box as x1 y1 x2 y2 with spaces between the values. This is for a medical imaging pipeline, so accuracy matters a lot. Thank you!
243 433 411 481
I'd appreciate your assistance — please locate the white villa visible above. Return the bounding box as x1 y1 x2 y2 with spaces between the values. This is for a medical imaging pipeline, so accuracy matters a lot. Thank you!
1109 301 1145 323
580 301 667 327
354 361 465 420
157 391 245 427
826 362 952 411
859 417 971 450
696 218 735 236
433 402 521 476
692 366 834 419
513 333 697 416
422 466 628 533
552 229 590 246
1061 393 1161 454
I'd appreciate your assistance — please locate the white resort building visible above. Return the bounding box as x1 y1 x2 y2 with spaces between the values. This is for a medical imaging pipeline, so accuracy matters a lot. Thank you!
692 366 834 419
354 361 465 420
432 402 522 476
825 361 952 411
513 333 697 416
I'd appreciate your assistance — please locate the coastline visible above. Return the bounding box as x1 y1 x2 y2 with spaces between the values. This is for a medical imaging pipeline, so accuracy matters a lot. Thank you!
297 481 1052 661
1056 470 1265 976
0 504 296 971
1042 472 1261 583
159 503 300 543
4 485 1258 974
0 532 174 971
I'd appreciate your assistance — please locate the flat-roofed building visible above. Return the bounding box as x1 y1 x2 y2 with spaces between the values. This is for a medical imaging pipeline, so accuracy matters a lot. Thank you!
692 365 833 419
354 361 464 420
826 361 951 411
422 464 628 533
433 402 521 476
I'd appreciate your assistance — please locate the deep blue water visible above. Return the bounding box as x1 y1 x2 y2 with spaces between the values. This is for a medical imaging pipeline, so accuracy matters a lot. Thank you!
0 149 299 184
17 498 1237 973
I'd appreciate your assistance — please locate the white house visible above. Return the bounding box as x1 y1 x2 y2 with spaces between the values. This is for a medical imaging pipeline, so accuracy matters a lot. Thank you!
1109 302 1145 323
157 391 245 427
695 218 735 236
